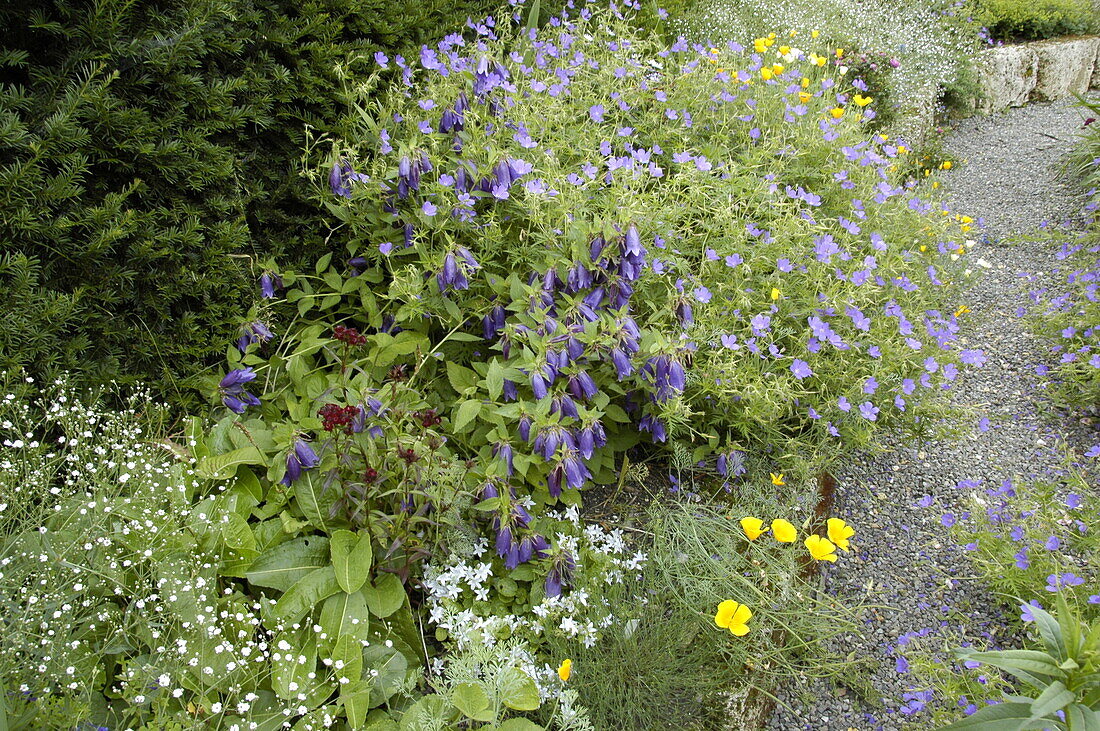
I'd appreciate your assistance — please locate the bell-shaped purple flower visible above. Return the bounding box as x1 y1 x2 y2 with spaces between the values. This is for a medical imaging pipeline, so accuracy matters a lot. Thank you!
530 371 548 400
545 551 576 598
547 463 565 497
492 442 514 477
281 439 320 486
567 371 598 401
611 348 633 380
676 300 694 326
518 415 533 442
260 273 282 299
589 235 607 263
515 533 550 566
219 367 257 392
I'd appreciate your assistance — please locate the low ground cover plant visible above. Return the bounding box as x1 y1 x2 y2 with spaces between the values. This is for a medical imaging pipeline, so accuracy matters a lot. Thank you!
892 465 1099 727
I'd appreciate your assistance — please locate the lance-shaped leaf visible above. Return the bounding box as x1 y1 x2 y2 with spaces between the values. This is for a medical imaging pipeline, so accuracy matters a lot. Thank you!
330 530 373 594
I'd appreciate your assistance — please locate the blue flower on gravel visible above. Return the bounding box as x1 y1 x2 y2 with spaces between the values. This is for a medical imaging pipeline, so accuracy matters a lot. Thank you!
1020 599 1042 622
941 513 956 527
1066 493 1082 509
1046 573 1086 592
1044 535 1061 551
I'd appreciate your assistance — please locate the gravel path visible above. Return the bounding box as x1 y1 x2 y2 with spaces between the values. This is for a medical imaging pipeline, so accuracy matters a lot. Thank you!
765 99 1099 731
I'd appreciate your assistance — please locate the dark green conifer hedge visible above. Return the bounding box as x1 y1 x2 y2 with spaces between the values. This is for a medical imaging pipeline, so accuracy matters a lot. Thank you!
0 0 569 406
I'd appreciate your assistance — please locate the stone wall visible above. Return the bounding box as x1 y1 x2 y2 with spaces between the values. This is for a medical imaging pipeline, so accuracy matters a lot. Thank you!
978 36 1100 113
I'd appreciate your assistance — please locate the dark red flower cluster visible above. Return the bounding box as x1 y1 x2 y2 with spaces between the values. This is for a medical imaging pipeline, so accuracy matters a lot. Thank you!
333 324 367 346
318 403 358 433
363 467 379 483
414 408 441 428
398 447 418 464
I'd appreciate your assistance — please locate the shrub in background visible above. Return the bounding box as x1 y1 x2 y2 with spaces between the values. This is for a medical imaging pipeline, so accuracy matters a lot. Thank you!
969 0 1099 42
0 0 577 408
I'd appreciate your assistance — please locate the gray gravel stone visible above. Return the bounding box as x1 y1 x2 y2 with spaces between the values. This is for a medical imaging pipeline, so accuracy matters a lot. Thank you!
765 98 1100 731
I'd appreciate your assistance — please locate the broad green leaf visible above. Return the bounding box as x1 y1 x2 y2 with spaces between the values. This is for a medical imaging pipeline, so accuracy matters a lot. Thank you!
318 591 371 647
362 573 406 618
362 644 408 706
271 628 317 701
222 512 257 554
246 536 330 592
498 667 540 711
497 719 544 731
486 360 505 401
452 682 494 722
960 650 1066 682
197 446 265 480
1029 602 1069 661
939 701 1053 730
332 634 364 685
342 679 373 728
274 567 340 624
447 362 479 392
452 399 482 432
330 530 373 593
1067 703 1100 731
294 472 332 532
1031 680 1076 719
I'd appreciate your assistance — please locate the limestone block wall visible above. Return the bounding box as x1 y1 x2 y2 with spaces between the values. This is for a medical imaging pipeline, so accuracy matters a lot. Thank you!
978 36 1100 113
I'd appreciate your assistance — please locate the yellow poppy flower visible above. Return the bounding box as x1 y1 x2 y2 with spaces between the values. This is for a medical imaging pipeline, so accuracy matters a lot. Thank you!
826 518 854 552
779 45 791 55
772 63 785 75
932 181 940 189
816 56 827 67
853 94 872 107
835 48 844 58
798 91 812 103
558 659 572 682
771 518 797 543
941 160 952 170
954 305 971 317
754 38 768 53
740 516 767 540
830 107 845 119
919 244 927 252
801 76 810 88
811 29 820 38
897 145 908 153
761 67 773 80
805 534 838 562
771 287 781 300
714 600 752 636
770 472 785 486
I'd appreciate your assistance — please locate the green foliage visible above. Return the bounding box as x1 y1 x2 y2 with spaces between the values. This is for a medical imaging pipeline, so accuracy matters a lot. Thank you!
969 0 1099 42
1067 96 1100 204
1027 228 1100 409
950 468 1099 616
537 499 856 729
0 0 557 407
941 596 1100 730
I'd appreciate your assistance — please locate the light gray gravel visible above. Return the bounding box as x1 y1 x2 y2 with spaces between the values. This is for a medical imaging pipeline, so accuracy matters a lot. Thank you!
765 98 1100 731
